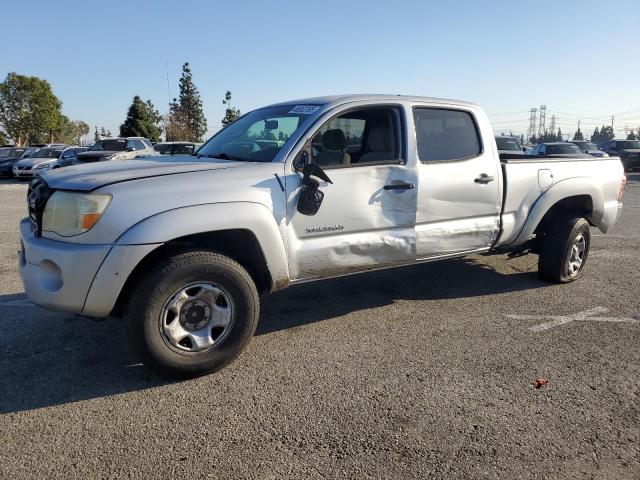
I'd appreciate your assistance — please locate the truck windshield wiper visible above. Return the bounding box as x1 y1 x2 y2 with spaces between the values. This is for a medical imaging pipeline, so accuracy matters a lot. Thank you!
201 152 247 161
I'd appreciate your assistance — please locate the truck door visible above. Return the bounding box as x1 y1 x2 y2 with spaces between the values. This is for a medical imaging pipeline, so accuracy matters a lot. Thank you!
285 105 418 281
412 106 501 258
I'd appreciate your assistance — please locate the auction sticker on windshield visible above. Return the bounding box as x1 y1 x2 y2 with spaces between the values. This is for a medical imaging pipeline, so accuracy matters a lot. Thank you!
289 105 320 115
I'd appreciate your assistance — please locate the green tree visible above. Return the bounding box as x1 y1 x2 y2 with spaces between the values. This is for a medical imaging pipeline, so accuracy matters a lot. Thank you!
627 130 637 140
0 72 62 146
54 117 90 144
557 128 563 141
119 95 163 142
573 128 584 140
94 126 100 142
167 62 207 142
0 130 7 144
74 120 90 144
222 91 241 127
591 127 600 142
600 125 614 141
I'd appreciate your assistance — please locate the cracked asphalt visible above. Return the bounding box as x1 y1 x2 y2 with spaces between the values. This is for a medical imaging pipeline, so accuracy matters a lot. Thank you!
0 175 639 479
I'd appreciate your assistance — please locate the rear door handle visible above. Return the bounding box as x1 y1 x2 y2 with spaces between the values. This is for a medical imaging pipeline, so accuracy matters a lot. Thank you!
383 182 415 190
474 174 494 184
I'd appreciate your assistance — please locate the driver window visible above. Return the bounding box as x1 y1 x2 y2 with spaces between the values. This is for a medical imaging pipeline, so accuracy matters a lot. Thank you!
311 107 402 168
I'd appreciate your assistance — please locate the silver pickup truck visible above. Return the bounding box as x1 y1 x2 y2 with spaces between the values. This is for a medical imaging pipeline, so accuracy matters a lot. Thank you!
19 94 625 377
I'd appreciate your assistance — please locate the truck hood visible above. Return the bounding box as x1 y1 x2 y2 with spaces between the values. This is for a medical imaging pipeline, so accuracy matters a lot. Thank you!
41 155 253 191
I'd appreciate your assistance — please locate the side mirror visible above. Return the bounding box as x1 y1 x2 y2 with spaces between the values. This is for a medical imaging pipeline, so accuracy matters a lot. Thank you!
296 163 332 216
297 182 324 216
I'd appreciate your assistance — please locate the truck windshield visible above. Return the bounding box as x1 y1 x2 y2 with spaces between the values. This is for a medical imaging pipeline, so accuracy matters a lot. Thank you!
496 137 521 151
619 141 640 149
90 139 127 151
547 144 581 155
197 105 315 162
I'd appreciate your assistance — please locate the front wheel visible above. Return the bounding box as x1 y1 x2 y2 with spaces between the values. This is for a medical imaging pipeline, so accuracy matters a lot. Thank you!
126 250 259 378
538 216 591 283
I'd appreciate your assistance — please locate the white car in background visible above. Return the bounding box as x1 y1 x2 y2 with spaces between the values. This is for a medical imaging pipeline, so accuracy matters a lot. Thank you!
76 137 155 163
12 146 87 178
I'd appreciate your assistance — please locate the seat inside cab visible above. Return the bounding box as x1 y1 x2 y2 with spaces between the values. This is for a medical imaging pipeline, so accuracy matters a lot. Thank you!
311 107 401 167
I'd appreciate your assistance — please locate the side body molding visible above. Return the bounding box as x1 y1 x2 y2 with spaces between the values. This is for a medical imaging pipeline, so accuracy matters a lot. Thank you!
116 202 290 290
511 177 606 246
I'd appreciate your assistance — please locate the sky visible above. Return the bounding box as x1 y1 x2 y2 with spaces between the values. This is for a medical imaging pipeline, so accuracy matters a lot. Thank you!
2 0 639 142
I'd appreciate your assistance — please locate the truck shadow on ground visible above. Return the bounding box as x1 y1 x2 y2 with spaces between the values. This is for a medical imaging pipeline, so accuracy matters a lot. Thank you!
0 257 542 414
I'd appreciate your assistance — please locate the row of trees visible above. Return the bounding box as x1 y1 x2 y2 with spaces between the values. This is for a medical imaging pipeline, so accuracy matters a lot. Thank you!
530 128 564 144
527 124 640 145
0 73 90 146
0 63 242 147
118 63 242 143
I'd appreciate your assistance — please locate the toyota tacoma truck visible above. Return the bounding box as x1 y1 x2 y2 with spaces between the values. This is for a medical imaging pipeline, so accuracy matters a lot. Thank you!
19 95 626 378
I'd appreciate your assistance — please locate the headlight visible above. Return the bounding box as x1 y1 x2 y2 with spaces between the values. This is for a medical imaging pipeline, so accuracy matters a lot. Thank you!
42 191 111 236
33 161 55 170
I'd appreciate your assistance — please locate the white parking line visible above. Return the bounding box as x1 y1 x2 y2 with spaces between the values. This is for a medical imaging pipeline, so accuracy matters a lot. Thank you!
507 307 638 332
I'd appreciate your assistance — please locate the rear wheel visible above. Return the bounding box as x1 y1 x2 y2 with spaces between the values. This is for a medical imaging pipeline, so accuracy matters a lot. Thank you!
538 216 591 283
126 250 259 378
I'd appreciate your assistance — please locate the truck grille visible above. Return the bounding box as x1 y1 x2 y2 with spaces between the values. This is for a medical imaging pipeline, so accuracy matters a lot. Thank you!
27 177 54 236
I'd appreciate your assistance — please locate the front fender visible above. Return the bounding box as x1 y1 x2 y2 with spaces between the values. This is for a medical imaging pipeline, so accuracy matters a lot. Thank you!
511 177 607 246
116 202 290 290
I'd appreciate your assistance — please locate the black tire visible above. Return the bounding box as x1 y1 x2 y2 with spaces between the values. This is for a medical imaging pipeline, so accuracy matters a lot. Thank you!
126 250 259 378
538 216 591 283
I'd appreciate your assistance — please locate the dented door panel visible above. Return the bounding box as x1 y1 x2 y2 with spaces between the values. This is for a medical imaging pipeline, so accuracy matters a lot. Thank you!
411 104 502 258
285 163 418 281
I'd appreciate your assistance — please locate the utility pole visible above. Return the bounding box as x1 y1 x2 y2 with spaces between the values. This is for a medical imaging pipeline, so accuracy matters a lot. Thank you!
527 108 537 142
549 114 556 137
537 105 547 140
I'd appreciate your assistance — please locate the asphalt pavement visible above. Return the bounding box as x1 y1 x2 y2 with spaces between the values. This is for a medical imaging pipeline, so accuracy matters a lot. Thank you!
0 176 639 479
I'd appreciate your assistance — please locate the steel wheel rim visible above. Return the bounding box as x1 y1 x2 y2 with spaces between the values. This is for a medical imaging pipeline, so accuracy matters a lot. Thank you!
159 282 235 355
567 233 587 277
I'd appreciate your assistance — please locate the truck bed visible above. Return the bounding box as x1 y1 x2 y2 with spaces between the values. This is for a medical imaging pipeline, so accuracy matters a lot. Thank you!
497 155 624 247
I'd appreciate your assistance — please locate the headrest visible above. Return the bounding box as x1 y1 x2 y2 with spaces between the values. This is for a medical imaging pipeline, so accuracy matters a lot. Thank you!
322 129 346 150
367 126 391 152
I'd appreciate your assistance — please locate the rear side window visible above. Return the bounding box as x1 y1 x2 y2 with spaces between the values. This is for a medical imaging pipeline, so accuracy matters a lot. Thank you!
413 108 481 162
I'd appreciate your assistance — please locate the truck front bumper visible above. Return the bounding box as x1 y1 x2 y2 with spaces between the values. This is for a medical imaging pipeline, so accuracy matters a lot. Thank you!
19 219 159 317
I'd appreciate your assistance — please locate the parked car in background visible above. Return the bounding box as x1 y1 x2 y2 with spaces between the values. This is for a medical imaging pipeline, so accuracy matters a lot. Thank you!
77 137 155 163
598 139 640 170
569 140 608 157
154 141 202 156
0 147 28 161
0 147 40 178
528 142 584 157
19 94 625 377
12 146 88 178
495 136 525 156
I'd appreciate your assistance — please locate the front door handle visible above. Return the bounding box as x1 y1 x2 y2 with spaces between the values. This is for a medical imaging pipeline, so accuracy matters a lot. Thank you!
383 182 415 190
474 174 494 184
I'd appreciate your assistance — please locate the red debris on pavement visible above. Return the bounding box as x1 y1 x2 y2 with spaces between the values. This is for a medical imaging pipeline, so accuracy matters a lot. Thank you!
532 378 549 389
